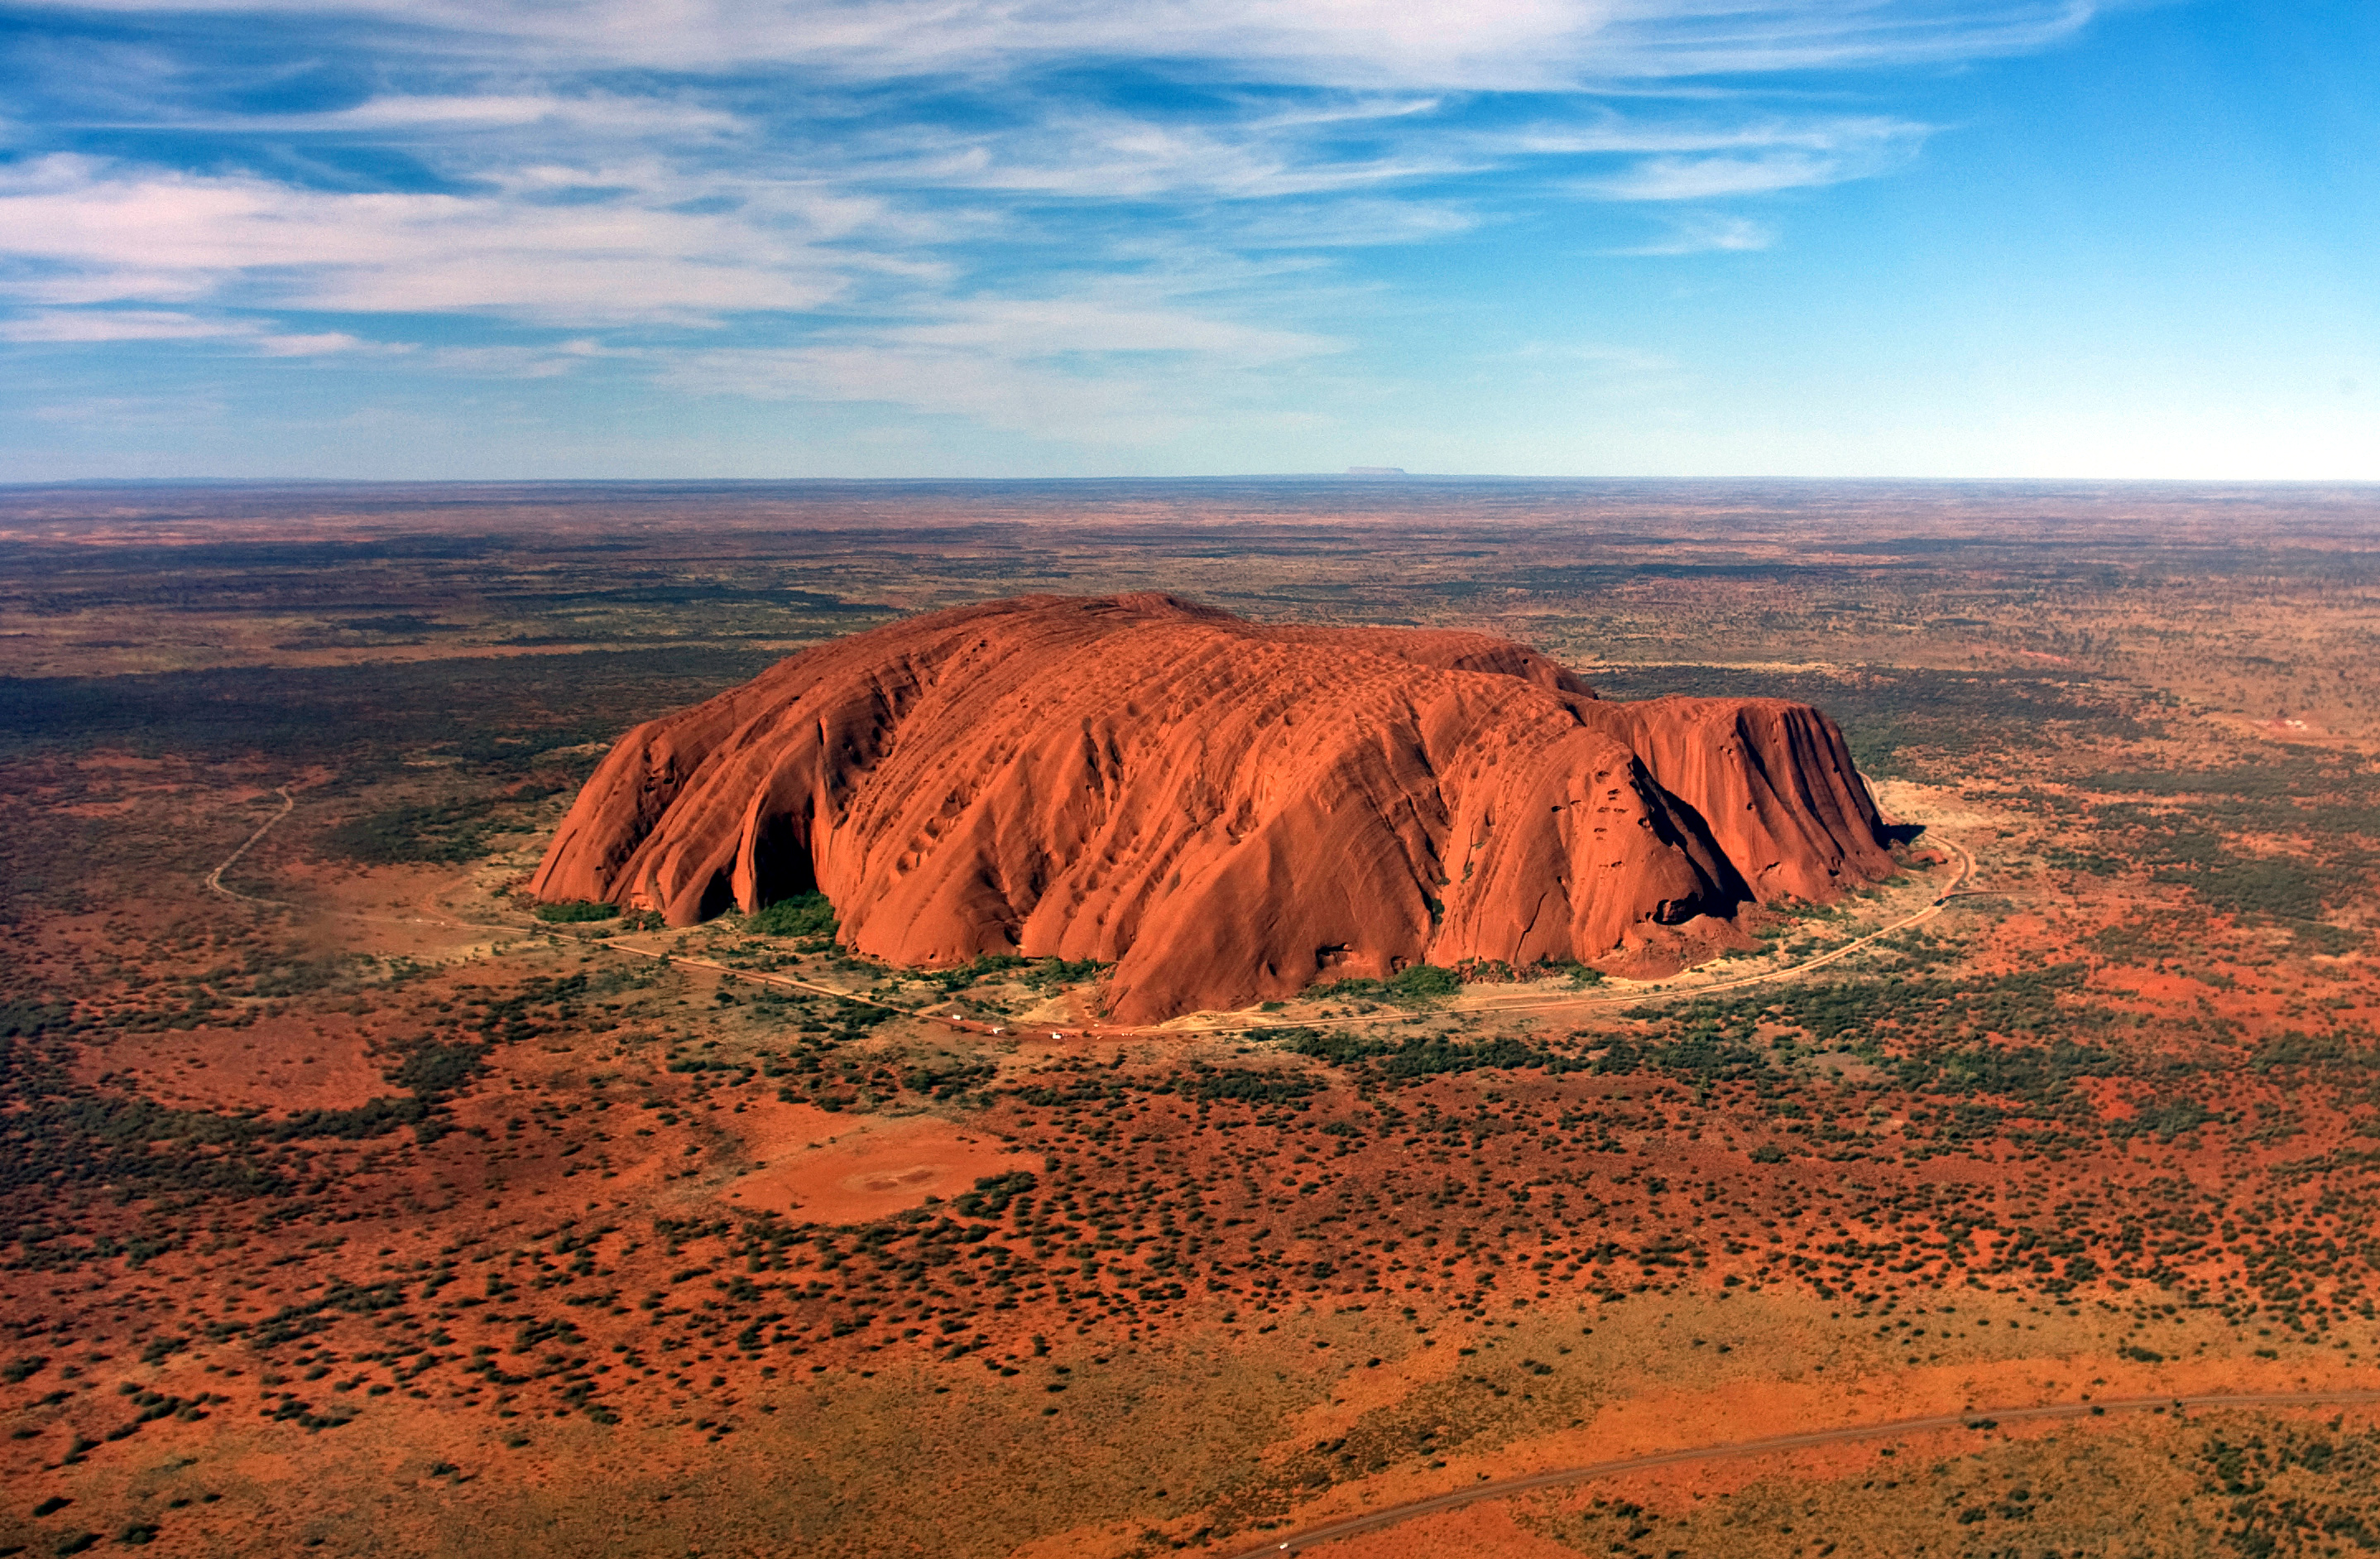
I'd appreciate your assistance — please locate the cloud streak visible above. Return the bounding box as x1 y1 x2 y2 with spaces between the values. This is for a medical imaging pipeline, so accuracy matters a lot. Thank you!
0 156 871 324
0 0 2107 450
0 307 359 353
42 0 2099 87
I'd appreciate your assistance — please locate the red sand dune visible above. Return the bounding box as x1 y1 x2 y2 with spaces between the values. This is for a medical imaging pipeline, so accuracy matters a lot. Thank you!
531 595 1894 1020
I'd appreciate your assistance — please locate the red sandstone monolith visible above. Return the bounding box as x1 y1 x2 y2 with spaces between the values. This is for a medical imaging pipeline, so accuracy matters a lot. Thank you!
530 594 1896 1020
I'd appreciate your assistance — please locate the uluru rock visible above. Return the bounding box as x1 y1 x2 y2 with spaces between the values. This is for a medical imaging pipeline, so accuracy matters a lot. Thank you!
530 594 1897 1021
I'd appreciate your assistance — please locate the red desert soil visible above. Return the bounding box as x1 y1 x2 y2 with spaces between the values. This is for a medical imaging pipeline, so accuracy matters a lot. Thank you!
73 1014 388 1116
717 1101 1033 1223
533 594 1895 1019
1292 1501 1584 1559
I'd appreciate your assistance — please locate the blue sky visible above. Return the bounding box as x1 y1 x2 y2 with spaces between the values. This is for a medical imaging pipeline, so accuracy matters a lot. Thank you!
1 0 2372 479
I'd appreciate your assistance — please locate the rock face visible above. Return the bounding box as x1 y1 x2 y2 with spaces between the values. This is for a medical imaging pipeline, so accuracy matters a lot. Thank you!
531 594 1896 1021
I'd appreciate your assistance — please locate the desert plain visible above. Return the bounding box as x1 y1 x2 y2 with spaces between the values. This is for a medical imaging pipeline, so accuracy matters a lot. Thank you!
4 477 2380 1557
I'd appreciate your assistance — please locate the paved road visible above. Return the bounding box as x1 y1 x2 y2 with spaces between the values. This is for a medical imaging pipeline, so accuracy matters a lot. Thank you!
1223 1387 2380 1557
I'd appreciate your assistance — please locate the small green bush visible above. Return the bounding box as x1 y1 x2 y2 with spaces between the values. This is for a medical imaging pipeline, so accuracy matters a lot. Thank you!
393 1041 486 1096
1021 957 1104 990
1389 963 1462 999
1310 962 1464 1006
924 953 1027 991
746 893 837 938
534 899 619 923
952 1171 1039 1218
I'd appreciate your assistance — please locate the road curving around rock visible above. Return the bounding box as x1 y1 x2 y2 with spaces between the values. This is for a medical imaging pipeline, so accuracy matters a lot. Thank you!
200 788 1984 1045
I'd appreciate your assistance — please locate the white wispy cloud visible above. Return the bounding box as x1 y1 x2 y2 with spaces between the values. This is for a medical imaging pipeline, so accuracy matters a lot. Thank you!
1 307 235 342
423 339 614 377
0 305 362 353
105 94 746 138
1215 197 1480 249
642 284 1348 444
1585 147 1888 199
1500 110 1930 158
883 298 1336 360
0 155 869 324
44 0 2099 88
1607 211 1774 252
1 0 2109 449
885 109 1473 202
657 341 1341 446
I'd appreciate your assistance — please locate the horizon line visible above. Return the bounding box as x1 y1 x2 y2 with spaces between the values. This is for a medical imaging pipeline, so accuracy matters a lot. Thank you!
8 473 2380 491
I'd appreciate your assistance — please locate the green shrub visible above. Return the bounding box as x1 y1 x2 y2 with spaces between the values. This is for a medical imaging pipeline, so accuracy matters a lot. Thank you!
392 1041 486 1096
534 899 619 923
1391 963 1462 999
1311 962 1464 1005
1021 957 1104 990
746 894 836 938
2114 1099 2214 1141
924 953 1026 991
952 1171 1038 1218
1380 1034 1552 1077
1265 1027 1384 1066
1185 1068 1320 1103
1271 1027 1567 1079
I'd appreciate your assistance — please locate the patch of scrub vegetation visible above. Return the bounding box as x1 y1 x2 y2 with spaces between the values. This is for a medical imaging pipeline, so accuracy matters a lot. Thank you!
2078 756 2380 947
910 953 1108 995
1020 957 1104 991
1514 1411 2250 1557
2198 1418 2380 1554
533 899 619 923
1265 1026 1576 1079
1309 964 1463 1005
1586 664 2154 780
0 648 782 769
0 971 579 1257
744 894 837 938
1633 963 2102 1053
323 795 521 865
918 952 1025 992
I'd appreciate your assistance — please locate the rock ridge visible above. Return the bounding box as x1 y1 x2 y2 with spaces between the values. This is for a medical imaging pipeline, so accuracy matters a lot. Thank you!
530 594 1897 1020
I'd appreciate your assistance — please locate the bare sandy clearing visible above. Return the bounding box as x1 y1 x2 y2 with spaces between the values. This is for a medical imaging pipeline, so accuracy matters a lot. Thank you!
719 1100 1032 1223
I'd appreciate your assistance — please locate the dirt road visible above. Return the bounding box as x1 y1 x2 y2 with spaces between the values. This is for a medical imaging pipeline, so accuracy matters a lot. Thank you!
1159 833 1979 1039
1223 1386 2380 1557
202 794 1981 1043
203 786 295 908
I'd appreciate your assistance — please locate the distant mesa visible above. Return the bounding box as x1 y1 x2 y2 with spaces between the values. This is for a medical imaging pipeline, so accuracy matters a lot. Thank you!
1346 466 1407 476
530 594 1897 1022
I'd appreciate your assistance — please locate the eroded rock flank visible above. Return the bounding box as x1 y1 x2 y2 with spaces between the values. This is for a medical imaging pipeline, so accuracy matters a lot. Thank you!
531 595 1895 1019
